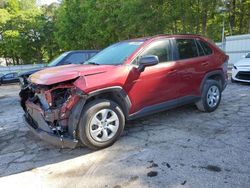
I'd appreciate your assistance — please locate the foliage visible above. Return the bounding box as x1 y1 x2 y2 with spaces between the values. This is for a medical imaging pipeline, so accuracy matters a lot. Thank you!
55 0 250 50
0 0 250 65
0 0 59 65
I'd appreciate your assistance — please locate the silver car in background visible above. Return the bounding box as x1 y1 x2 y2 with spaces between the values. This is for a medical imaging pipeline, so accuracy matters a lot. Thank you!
232 52 250 83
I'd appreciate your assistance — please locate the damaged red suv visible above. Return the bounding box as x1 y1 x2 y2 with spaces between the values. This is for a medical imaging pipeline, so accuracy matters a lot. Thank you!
20 35 228 149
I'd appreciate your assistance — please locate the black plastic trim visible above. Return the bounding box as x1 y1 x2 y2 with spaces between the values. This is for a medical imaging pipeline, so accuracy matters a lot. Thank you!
200 70 226 92
68 98 87 139
128 96 200 120
23 115 78 149
88 86 132 117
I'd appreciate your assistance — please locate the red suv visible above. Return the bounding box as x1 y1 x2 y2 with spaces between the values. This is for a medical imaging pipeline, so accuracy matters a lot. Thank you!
20 35 228 149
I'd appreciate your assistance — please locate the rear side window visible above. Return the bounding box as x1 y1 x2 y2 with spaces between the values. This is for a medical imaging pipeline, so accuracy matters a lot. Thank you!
176 39 198 59
198 40 213 55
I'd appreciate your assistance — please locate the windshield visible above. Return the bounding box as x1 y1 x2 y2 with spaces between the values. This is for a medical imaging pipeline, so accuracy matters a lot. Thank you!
245 53 250 58
84 41 143 65
47 52 69 67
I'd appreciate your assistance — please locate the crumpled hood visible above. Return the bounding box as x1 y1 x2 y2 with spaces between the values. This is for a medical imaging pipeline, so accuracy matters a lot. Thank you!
235 58 250 67
30 64 114 85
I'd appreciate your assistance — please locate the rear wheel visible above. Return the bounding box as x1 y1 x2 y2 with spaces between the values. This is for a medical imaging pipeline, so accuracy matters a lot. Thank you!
78 99 125 150
196 80 221 112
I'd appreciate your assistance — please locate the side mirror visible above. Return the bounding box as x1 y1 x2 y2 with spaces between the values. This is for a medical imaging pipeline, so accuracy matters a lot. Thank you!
138 55 159 72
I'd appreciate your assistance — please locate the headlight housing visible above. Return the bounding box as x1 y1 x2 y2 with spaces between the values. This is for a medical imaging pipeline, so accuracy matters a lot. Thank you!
233 65 237 70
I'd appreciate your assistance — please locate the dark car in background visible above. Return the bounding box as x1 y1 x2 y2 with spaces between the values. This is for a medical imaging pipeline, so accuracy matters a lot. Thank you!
0 72 19 85
19 50 100 88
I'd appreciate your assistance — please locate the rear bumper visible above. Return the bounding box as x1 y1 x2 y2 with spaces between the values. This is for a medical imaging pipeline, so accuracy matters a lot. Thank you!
23 110 78 149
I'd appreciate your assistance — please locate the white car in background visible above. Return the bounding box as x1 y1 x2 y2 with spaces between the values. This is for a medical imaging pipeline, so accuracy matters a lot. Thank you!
232 52 250 83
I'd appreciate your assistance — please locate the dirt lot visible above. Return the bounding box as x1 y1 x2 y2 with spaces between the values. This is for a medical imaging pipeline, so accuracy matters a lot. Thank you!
0 83 249 188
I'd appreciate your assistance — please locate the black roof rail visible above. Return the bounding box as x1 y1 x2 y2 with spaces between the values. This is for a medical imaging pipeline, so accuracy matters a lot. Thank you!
152 33 202 37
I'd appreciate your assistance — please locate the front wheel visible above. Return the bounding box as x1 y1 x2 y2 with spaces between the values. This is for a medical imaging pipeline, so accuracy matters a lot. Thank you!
196 80 222 112
78 99 125 150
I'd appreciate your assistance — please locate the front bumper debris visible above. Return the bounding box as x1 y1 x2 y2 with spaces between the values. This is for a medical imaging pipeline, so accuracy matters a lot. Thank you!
23 101 79 149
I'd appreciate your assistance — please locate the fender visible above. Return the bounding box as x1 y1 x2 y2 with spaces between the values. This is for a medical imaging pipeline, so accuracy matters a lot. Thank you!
200 70 226 92
88 86 132 117
68 86 131 137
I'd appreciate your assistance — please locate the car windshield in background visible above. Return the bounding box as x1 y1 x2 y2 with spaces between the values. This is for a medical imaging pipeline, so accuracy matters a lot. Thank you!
85 41 143 65
47 52 69 67
245 53 250 58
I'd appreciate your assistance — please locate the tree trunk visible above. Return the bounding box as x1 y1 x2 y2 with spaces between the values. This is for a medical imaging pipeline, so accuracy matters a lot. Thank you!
248 11 250 33
196 0 201 34
229 0 236 34
12 57 16 65
201 10 207 35
180 2 186 33
239 0 245 33
16 57 19 65
4 56 9 66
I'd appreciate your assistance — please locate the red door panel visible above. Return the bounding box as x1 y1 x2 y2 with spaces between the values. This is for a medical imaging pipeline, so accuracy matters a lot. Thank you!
176 55 212 97
124 62 180 113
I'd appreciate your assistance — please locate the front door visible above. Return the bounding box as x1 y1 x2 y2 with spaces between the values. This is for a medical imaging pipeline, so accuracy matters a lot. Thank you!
124 39 181 113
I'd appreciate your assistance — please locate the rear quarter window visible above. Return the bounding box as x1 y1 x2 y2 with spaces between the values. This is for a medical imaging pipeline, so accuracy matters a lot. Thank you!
198 40 213 55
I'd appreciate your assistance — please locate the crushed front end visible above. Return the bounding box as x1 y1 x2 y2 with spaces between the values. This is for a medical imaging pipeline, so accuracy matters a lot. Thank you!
20 81 86 148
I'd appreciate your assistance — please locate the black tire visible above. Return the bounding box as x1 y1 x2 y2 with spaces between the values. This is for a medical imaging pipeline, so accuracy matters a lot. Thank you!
196 80 222 112
78 99 125 150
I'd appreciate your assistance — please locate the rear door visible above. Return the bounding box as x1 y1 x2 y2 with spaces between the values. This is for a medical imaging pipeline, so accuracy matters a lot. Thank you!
173 38 211 97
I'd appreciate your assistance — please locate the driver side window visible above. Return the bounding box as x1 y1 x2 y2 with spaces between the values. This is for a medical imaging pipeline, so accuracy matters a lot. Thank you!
135 39 171 64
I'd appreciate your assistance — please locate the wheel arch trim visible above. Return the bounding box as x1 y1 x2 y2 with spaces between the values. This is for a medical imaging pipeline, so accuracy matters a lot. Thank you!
87 86 132 118
200 70 226 92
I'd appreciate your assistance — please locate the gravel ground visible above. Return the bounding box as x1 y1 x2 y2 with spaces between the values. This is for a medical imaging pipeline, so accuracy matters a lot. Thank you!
0 82 249 188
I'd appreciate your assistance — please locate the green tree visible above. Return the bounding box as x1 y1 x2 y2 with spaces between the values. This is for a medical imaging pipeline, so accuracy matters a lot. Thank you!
1 0 250 66
0 0 60 64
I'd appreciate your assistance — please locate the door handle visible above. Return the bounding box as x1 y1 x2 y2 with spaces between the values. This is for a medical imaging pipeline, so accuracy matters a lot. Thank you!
183 73 192 79
201 61 209 66
168 69 177 76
